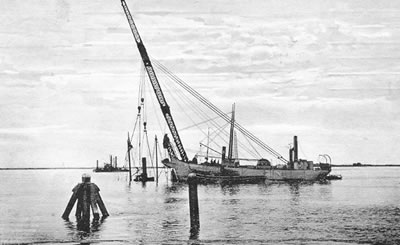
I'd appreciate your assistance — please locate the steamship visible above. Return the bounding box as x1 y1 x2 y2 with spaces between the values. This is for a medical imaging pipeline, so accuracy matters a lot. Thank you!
162 135 331 183
120 0 332 183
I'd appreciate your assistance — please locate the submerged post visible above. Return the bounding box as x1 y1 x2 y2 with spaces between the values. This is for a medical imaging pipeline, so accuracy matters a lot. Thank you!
188 173 199 233
80 175 91 228
62 174 109 229
142 157 147 180
62 185 79 220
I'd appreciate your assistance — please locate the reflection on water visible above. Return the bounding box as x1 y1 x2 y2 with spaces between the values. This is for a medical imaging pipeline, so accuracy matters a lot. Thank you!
164 182 186 194
288 182 300 204
189 221 200 241
63 216 107 241
220 184 241 196
0 167 400 244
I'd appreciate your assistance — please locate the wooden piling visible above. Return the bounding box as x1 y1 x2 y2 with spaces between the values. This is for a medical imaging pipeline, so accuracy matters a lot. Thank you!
62 174 109 225
142 157 147 180
188 173 200 233
95 190 109 217
62 184 80 220
90 183 100 220
75 189 83 220
81 181 91 226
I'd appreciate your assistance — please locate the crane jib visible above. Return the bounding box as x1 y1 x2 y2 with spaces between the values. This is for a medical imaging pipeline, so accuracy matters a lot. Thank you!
121 0 189 162
165 113 188 161
145 66 167 107
138 44 150 63
121 1 142 44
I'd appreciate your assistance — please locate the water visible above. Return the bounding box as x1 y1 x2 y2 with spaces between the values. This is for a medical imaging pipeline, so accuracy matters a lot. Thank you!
0 167 399 244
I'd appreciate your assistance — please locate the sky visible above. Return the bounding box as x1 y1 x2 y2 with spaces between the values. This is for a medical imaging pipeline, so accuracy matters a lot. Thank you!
0 0 399 167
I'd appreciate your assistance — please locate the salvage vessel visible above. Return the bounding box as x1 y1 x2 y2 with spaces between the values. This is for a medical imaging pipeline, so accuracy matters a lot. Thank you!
120 0 331 183
162 136 331 183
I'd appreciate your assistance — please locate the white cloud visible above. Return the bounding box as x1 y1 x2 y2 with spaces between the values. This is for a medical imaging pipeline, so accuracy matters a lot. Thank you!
1 0 400 166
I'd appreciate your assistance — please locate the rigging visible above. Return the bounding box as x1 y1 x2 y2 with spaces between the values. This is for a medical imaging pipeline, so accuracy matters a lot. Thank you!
152 59 289 164
121 0 189 162
121 0 288 164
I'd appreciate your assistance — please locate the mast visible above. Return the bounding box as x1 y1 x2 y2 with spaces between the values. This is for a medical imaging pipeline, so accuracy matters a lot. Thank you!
206 128 210 161
155 135 158 183
294 136 298 162
121 0 189 162
233 131 238 164
127 132 132 182
227 103 235 164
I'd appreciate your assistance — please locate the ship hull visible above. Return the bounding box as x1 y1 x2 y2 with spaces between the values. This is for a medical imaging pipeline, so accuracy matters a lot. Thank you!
163 158 330 183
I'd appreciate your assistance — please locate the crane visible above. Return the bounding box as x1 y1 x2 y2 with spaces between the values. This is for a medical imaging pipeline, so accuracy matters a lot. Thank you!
120 0 189 162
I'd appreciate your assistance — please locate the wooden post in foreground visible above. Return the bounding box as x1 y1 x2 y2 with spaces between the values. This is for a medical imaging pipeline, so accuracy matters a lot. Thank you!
62 174 109 228
188 173 200 234
62 185 79 220
81 176 91 228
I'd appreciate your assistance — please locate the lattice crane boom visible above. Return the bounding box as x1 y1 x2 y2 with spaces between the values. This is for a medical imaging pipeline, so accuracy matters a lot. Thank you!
121 0 189 162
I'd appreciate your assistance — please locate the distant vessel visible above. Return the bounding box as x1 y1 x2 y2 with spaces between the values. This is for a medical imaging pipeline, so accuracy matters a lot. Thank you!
120 0 331 183
94 155 128 172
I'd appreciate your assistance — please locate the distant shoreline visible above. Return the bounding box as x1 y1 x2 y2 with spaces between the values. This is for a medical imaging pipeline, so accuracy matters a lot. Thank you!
1 165 400 170
0 167 93 170
332 164 400 167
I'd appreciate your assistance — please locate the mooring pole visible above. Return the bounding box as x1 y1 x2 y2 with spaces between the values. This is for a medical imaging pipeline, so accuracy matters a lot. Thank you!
75 187 83 220
95 188 109 217
81 175 91 228
90 183 100 220
62 174 109 228
142 157 147 180
188 173 200 234
62 185 79 220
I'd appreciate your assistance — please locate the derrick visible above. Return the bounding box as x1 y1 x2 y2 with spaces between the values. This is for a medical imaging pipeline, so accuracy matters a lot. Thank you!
121 0 188 162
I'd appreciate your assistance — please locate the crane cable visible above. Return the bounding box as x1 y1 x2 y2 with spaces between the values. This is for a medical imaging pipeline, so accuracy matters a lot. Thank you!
154 61 277 160
152 58 288 163
155 65 261 158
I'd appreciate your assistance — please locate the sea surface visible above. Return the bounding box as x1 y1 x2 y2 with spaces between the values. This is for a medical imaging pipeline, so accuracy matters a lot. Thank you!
0 167 399 244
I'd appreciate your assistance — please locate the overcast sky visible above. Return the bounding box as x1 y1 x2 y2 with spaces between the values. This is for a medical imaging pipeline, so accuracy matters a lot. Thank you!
1 0 399 167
